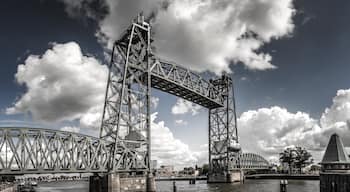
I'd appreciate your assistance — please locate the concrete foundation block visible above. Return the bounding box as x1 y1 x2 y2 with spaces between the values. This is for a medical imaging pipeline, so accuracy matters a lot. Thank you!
89 173 155 192
208 170 244 183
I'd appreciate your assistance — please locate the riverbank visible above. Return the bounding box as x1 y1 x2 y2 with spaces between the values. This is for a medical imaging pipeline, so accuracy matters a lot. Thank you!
33 179 320 192
155 176 207 181
245 174 319 180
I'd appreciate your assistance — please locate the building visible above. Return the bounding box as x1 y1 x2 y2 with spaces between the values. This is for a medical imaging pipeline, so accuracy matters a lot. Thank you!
151 160 157 170
179 167 198 176
156 165 176 177
308 165 321 175
320 133 350 192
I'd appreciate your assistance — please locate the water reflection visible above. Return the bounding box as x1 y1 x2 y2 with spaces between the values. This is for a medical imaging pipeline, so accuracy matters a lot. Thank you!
34 179 319 192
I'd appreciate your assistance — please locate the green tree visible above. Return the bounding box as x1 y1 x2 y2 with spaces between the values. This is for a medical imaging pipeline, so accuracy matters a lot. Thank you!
201 164 209 175
294 147 313 174
279 148 295 174
279 147 313 174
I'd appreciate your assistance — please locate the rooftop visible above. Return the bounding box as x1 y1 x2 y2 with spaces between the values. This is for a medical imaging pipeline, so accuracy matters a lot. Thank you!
321 133 349 164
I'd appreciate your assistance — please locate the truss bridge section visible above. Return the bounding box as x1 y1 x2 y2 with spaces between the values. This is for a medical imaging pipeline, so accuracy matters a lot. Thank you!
149 58 225 109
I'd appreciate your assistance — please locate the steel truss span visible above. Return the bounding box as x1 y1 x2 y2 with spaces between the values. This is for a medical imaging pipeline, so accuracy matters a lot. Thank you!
0 128 268 174
235 153 270 170
0 127 110 174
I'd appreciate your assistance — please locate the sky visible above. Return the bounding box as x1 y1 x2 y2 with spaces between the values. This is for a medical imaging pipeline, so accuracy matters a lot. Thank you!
1 0 350 168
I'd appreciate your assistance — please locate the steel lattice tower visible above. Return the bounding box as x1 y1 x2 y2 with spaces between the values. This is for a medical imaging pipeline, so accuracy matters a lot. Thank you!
208 75 241 181
100 15 152 173
99 14 242 184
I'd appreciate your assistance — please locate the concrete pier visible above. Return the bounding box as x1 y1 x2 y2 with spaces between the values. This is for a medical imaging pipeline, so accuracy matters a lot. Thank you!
207 170 244 183
89 173 155 192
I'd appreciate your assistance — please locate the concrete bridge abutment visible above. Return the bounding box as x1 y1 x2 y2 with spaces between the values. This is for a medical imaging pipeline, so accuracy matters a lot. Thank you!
207 170 244 183
89 173 156 192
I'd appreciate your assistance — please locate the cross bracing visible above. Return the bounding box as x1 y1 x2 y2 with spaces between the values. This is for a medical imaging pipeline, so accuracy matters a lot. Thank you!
0 127 269 175
0 127 110 174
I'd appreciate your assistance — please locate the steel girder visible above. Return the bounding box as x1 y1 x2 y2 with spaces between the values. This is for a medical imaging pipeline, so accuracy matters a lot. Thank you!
209 75 240 175
0 127 110 174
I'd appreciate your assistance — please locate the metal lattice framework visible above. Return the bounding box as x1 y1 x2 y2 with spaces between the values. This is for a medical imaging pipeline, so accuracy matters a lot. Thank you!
235 153 270 170
0 15 270 176
0 128 110 174
209 75 241 175
150 59 224 109
99 15 228 174
0 128 268 175
99 15 152 173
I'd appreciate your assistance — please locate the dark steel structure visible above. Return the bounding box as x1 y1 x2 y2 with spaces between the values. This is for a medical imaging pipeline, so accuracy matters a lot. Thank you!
0 15 269 177
209 75 241 177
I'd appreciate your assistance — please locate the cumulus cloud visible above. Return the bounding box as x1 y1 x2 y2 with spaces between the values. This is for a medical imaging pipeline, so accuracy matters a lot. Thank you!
171 98 202 115
57 0 108 21
320 89 350 128
6 42 108 125
151 113 202 168
318 89 350 146
239 89 350 163
60 0 296 74
175 119 187 125
60 126 80 133
238 106 322 159
151 96 160 109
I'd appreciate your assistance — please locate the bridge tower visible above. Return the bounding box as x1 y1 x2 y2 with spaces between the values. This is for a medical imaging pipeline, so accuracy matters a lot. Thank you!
97 14 155 191
208 75 241 183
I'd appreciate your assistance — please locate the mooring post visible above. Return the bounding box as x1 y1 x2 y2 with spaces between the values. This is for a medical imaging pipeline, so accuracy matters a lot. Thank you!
173 181 177 192
280 180 288 192
189 178 196 184
146 173 156 192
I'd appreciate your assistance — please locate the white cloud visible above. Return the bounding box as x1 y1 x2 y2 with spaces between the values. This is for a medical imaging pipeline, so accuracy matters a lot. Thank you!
60 126 80 133
318 89 350 146
6 42 108 125
171 98 202 115
238 89 350 163
151 96 160 109
240 77 248 81
175 119 187 125
79 106 103 129
238 106 322 159
61 0 296 74
151 113 202 168
320 89 350 128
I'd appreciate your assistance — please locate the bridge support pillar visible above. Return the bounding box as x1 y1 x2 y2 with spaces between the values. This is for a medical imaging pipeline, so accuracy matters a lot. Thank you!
208 170 244 183
89 173 154 192
146 173 156 192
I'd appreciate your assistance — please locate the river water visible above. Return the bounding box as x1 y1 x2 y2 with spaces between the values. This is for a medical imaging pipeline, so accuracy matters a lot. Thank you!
34 180 319 192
